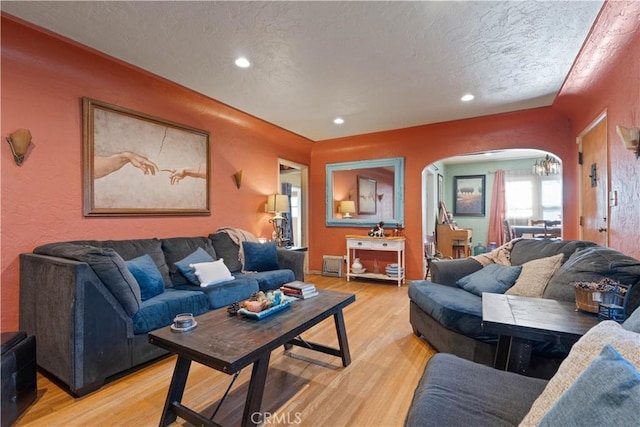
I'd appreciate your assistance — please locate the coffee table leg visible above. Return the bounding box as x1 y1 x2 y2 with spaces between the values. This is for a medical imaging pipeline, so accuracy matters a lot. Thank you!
334 310 351 367
241 352 271 427
159 356 191 426
493 335 511 370
508 337 533 375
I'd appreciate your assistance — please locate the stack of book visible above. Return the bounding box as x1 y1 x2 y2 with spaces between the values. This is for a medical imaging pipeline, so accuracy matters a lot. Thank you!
280 281 319 299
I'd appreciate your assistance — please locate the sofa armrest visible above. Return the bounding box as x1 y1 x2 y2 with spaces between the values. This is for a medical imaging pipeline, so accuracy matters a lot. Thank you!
19 253 135 395
430 258 483 287
276 249 305 281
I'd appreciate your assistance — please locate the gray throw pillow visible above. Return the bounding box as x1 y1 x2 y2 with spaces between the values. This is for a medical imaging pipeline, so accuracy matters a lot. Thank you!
161 237 217 286
34 243 141 316
456 263 522 297
174 247 215 285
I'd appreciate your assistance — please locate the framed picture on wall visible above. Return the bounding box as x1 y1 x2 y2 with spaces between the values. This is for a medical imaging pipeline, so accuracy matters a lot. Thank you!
83 98 210 216
453 175 486 216
357 175 377 214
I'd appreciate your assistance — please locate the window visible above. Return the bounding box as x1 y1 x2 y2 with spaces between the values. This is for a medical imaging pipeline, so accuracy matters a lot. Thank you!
505 169 562 225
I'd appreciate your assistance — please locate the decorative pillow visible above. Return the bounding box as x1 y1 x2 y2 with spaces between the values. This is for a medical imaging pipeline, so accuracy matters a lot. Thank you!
520 321 640 426
505 253 564 298
191 259 235 287
456 264 522 297
538 344 640 427
623 306 640 333
126 254 165 300
174 247 215 285
243 241 279 272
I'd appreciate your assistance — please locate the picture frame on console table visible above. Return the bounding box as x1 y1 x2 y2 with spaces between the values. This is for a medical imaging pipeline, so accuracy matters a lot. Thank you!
83 98 210 216
453 174 486 217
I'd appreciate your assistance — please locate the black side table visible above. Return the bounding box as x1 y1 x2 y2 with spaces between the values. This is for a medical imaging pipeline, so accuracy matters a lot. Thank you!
1 332 37 427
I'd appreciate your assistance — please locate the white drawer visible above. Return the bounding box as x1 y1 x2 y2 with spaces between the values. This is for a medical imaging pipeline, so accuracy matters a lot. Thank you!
348 239 373 249
371 240 403 250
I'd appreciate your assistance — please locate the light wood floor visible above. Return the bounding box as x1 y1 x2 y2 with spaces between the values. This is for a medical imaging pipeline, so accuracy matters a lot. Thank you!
16 275 436 427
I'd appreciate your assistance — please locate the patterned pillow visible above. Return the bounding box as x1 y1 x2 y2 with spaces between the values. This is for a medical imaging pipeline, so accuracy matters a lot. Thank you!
505 253 564 298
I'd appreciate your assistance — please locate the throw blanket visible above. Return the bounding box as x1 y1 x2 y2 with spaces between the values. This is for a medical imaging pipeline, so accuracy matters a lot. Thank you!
216 227 260 270
471 238 523 267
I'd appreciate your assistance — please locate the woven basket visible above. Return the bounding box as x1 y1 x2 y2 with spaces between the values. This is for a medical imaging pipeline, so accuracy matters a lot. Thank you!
574 287 616 313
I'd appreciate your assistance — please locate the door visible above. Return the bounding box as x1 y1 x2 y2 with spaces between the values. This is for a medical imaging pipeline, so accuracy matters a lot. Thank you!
580 116 608 246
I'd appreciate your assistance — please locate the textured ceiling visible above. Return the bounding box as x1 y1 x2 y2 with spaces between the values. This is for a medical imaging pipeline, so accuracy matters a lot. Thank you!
2 1 604 141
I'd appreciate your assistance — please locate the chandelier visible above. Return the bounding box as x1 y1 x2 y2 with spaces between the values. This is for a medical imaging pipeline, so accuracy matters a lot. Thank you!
532 155 561 176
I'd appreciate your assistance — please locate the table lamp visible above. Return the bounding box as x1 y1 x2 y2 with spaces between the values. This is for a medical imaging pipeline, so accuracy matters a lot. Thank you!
266 194 290 246
338 200 356 218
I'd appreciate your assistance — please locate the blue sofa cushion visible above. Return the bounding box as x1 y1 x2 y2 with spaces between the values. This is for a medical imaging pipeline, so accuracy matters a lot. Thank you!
405 353 548 427
174 247 215 285
209 232 243 273
545 246 640 302
539 344 640 427
126 254 165 301
161 237 217 286
176 276 260 309
408 281 492 341
34 243 142 316
243 241 279 272
132 288 209 334
456 264 522 297
237 269 295 292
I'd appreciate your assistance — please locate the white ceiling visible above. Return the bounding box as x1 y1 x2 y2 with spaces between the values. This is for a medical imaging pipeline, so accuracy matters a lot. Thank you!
2 1 604 141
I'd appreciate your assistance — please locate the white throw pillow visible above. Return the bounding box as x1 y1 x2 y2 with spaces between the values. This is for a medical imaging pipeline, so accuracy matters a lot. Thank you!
519 321 640 426
190 258 234 287
506 253 564 298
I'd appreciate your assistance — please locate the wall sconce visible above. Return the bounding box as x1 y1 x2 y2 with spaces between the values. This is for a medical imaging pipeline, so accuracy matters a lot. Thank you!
338 200 356 218
6 128 33 166
616 125 640 159
377 193 384 201
233 170 243 189
266 194 290 247
532 154 561 176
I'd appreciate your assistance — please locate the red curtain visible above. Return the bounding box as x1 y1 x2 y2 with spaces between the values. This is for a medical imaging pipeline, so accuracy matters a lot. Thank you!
488 170 506 246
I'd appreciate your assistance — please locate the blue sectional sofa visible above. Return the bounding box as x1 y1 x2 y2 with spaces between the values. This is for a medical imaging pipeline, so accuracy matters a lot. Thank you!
405 305 640 426
19 232 305 396
409 239 640 378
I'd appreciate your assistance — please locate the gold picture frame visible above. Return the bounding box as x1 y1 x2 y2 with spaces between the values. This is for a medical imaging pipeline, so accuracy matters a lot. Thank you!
83 98 210 216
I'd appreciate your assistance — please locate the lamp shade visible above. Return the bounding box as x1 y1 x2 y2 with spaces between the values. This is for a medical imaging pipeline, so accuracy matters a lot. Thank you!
266 194 289 214
339 200 356 218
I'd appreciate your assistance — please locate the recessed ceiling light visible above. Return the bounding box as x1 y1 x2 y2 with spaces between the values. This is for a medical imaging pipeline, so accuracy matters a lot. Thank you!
234 57 251 68
333 117 345 125
461 94 475 102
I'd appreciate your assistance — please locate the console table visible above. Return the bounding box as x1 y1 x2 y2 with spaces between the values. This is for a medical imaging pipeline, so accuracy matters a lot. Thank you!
346 235 406 286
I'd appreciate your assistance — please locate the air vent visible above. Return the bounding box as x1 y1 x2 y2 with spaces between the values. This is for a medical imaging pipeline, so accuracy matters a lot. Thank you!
322 255 343 277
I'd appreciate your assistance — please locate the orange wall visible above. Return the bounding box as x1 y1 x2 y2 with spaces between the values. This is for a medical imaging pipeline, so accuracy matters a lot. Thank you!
553 1 640 258
0 16 312 331
310 108 576 279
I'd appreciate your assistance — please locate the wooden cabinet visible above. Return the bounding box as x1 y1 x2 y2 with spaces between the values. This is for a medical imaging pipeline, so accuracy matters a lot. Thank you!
436 224 473 258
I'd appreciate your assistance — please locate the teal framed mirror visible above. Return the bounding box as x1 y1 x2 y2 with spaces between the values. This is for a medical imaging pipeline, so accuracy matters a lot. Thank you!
326 157 404 227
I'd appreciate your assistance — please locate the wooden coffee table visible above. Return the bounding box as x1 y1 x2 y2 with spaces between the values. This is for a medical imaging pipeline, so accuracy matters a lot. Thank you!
482 293 599 375
149 289 355 427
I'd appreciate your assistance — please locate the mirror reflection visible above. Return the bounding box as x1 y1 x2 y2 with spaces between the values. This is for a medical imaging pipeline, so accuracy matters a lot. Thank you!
326 157 404 227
